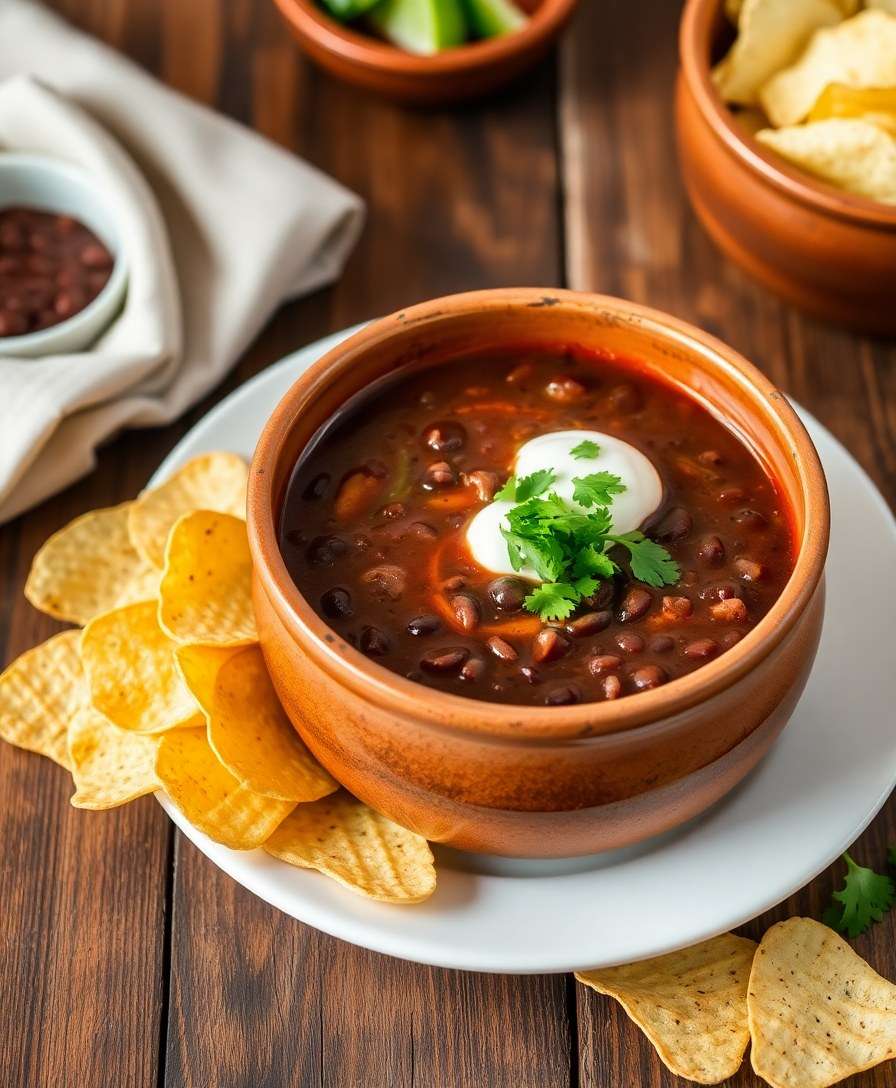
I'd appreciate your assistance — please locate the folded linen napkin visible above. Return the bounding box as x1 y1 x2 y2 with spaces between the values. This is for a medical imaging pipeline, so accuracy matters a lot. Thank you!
0 0 364 523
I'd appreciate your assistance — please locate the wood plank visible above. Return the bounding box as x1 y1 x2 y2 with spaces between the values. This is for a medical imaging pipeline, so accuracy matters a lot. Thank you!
560 2 896 1085
162 5 572 1088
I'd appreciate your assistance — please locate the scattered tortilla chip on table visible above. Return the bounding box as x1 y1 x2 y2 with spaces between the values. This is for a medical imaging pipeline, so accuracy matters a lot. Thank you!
80 600 203 734
68 707 159 810
575 933 757 1085
748 917 896 1088
712 0 842 106
25 502 158 626
264 791 437 904
756 119 896 203
155 727 294 850
128 452 248 570
759 9 896 127
159 510 257 646
0 630 85 768
177 643 338 803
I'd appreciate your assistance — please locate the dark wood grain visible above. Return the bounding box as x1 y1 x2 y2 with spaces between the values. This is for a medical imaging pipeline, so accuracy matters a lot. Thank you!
1 0 894 1086
561 2 896 1085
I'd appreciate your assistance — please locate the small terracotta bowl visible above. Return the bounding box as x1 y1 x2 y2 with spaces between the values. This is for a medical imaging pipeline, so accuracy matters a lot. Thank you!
271 0 577 105
248 288 829 858
676 0 896 335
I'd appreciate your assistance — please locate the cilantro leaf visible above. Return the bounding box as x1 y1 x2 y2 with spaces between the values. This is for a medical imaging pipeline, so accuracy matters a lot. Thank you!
524 582 581 621
570 439 600 460
608 531 680 588
495 469 557 504
824 852 896 938
572 471 627 509
572 544 617 581
501 529 565 582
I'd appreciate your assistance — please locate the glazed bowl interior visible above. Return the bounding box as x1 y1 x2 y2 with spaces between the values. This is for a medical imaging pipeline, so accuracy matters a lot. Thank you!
680 0 896 229
249 289 828 741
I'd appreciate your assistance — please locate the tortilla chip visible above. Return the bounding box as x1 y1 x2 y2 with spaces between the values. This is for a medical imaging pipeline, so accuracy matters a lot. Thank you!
80 601 203 734
756 119 896 203
176 643 338 803
760 10 896 127
128 452 248 570
809 83 896 137
264 791 436 904
868 0 896 12
25 502 159 626
713 0 842 106
0 630 84 768
158 511 257 646
576 934 757 1084
749 917 896 1088
155 727 294 849
68 706 159 809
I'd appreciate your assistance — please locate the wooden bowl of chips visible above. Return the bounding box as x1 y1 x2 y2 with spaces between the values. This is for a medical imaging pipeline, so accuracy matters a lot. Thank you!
676 0 896 334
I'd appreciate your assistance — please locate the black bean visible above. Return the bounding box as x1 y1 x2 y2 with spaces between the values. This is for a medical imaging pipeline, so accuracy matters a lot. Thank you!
698 580 743 602
361 564 407 601
421 421 466 454
697 535 725 565
630 665 667 691
320 588 353 619
649 635 675 653
733 508 768 529
545 376 586 403
450 594 481 633
519 665 541 684
589 654 622 676
306 534 347 567
420 647 470 673
459 657 485 682
545 685 580 705
616 632 645 655
487 577 526 613
407 614 442 637
360 626 390 657
302 472 330 501
683 638 719 660
566 610 611 638
654 507 692 543
423 461 457 489
486 635 518 662
618 587 653 623
532 628 571 664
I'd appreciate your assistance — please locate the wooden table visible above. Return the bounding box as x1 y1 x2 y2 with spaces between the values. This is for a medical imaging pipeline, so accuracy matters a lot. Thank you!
2 2 894 1085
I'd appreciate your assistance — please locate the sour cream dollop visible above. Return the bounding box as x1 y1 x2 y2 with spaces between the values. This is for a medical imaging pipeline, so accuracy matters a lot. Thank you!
465 430 662 580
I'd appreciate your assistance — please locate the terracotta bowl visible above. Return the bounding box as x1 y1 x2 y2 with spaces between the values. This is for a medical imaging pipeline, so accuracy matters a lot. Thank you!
676 0 896 335
271 0 577 105
247 288 829 858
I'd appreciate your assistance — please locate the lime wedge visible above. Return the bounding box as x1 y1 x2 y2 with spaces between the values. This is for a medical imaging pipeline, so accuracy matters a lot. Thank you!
368 0 468 55
320 0 382 20
462 0 527 38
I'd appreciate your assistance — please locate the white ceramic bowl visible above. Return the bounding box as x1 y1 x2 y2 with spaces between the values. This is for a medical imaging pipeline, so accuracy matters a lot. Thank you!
0 152 128 357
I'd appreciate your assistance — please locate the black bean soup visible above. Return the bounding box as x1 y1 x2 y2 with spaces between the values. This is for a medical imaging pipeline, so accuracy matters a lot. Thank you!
279 346 794 707
0 206 114 337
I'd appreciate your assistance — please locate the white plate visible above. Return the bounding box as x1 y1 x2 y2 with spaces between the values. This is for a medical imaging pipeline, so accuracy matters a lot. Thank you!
153 327 896 975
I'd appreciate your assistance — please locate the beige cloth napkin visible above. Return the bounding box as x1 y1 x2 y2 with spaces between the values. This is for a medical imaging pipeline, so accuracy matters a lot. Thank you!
0 0 364 523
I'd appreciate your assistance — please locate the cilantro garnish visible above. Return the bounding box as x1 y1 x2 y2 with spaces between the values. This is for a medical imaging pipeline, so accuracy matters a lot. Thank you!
495 466 679 622
823 852 896 937
494 468 557 503
570 439 600 460
572 471 627 509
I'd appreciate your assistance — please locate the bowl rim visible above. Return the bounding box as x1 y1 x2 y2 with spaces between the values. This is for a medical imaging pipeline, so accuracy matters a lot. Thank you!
273 0 578 75
679 0 896 230
248 287 829 743
0 151 128 355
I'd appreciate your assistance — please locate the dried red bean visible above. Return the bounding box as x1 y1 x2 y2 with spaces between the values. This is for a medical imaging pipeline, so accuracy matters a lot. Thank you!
423 461 457 489
360 626 390 656
407 614 442 637
710 598 748 623
683 638 719 660
422 421 466 454
487 577 526 613
615 632 645 655
486 636 518 662
545 685 580 706
450 593 481 632
630 665 667 691
566 610 611 638
306 535 347 567
618 587 653 623
654 507 692 543
697 535 726 565
361 564 407 601
734 557 764 582
532 628 571 664
589 654 622 676
459 657 485 682
649 635 674 653
601 675 622 700
545 376 586 403
420 647 469 673
320 587 353 619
